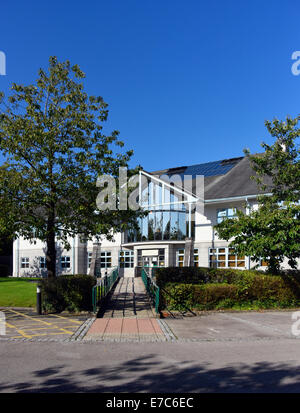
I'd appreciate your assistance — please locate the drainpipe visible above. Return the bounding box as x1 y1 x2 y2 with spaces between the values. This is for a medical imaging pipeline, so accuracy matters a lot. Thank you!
188 202 192 238
139 171 142 207
16 237 20 277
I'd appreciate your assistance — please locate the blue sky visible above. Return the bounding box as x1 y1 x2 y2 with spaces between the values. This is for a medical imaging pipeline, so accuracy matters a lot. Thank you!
0 0 299 171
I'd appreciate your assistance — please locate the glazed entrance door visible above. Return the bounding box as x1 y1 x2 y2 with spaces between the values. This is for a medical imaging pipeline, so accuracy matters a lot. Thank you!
142 256 158 268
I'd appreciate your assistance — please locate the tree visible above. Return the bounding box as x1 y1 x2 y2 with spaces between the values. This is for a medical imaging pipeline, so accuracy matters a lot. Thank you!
215 115 300 274
0 56 141 278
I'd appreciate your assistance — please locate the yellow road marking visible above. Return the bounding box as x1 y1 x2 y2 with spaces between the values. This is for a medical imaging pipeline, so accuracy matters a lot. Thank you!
5 322 33 339
50 314 82 324
6 309 53 326
13 322 78 328
11 326 77 331
5 309 74 334
10 332 73 338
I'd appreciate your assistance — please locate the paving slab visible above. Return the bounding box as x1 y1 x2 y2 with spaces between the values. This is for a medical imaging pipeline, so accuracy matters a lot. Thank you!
84 317 165 341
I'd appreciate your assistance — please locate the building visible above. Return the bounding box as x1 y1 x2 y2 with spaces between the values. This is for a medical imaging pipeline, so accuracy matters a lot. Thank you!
12 155 296 277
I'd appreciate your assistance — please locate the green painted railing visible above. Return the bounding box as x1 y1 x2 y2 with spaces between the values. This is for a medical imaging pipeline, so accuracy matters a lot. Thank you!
92 267 119 313
141 267 160 314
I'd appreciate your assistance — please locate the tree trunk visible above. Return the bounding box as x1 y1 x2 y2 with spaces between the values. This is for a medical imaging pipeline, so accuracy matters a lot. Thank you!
46 212 56 278
268 256 280 275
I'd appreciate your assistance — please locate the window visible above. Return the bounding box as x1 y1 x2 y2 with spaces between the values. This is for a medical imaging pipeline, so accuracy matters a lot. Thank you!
87 252 93 268
176 249 199 267
39 257 46 269
176 249 185 267
100 251 111 268
21 257 29 268
251 257 269 267
119 250 134 268
217 208 237 223
194 249 199 267
158 249 165 267
259 259 268 267
61 256 71 269
209 247 245 268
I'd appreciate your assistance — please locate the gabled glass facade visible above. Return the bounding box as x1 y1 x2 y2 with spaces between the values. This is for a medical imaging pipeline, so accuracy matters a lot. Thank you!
127 209 192 242
127 176 195 242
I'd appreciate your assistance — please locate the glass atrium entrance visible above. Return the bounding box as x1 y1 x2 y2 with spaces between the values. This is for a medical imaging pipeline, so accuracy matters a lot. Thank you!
127 170 199 243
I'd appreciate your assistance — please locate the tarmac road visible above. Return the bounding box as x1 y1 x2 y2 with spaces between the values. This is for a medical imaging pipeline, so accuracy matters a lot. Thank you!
1 310 300 393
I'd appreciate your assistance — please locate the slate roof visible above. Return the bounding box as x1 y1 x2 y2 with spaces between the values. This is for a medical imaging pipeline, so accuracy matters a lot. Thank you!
204 156 273 200
151 155 274 201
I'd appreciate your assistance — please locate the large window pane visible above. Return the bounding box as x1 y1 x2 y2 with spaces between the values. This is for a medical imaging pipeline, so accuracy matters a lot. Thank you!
148 214 155 240
148 181 153 207
154 183 162 209
141 216 148 240
163 211 171 240
154 211 163 240
163 187 170 210
170 211 179 240
178 211 186 240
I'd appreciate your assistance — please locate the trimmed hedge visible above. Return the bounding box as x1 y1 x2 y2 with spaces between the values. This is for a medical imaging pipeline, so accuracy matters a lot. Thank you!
157 267 300 311
155 266 264 287
40 274 96 313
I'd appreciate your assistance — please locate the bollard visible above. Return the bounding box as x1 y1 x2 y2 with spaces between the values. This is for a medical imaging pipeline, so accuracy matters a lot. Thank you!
0 311 5 336
36 285 42 315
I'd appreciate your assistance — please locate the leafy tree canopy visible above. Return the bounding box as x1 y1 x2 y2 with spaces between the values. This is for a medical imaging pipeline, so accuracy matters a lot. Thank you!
0 56 141 277
215 116 300 273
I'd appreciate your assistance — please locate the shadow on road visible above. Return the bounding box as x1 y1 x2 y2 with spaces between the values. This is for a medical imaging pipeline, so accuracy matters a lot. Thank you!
1 355 300 393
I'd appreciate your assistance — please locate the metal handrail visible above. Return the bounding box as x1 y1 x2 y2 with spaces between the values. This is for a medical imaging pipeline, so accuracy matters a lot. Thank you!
92 267 119 313
141 267 160 314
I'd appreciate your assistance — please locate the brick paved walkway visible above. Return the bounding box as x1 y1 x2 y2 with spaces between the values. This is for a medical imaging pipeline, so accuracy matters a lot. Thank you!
84 277 166 342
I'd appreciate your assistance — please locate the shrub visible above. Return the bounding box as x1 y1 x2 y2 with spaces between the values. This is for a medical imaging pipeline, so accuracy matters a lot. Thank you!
155 267 209 287
192 284 239 310
155 266 264 287
40 274 96 313
160 283 196 312
161 283 239 311
244 274 298 306
159 269 300 311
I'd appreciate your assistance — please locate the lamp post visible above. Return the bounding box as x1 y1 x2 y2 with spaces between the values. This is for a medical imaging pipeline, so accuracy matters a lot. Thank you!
36 285 42 315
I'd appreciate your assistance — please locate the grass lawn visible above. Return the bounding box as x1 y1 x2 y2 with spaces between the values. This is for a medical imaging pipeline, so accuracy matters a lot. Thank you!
0 277 40 308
